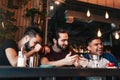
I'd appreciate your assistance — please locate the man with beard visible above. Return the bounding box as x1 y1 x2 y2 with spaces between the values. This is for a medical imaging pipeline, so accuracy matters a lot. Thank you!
0 26 43 66
40 29 88 80
0 26 43 80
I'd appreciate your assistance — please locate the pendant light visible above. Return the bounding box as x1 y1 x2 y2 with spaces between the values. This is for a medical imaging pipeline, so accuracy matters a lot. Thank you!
115 31 119 39
54 1 60 5
87 9 91 17
105 11 109 19
2 21 5 30
54 0 65 5
105 0 109 19
86 0 91 17
50 5 54 10
97 28 102 37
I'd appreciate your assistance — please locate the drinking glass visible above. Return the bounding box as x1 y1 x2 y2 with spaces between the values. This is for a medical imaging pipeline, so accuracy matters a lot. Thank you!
91 55 100 68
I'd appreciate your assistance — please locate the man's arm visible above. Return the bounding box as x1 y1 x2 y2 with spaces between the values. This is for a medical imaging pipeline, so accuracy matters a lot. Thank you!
6 48 18 67
25 43 42 58
6 43 42 67
41 53 78 67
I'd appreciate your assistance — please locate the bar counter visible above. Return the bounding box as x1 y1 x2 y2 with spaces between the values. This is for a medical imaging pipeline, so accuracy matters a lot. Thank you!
0 66 120 78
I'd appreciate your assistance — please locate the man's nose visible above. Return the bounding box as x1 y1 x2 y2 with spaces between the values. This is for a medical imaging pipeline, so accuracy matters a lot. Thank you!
65 41 68 45
99 44 103 48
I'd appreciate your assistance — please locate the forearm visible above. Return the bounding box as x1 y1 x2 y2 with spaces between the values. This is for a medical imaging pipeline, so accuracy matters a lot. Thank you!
41 58 66 67
49 59 66 67
25 49 36 58
25 43 42 58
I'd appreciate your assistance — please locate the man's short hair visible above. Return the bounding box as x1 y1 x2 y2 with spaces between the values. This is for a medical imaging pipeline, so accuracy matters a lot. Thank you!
52 28 68 40
23 26 43 38
86 36 102 46
50 28 68 44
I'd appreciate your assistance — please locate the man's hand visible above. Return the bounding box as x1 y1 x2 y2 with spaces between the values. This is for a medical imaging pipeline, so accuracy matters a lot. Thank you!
64 52 78 65
34 43 42 52
74 58 80 67
79 57 88 68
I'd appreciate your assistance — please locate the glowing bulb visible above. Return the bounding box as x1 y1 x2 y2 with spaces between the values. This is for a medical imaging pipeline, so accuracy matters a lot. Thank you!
97 29 102 37
87 9 91 17
115 32 119 39
50 5 54 10
55 1 60 5
105 11 109 19
2 21 5 30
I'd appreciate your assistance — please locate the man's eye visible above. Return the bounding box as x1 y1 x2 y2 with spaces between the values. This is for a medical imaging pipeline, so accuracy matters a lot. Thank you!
61 40 65 42
62 40 68 42
35 42 40 44
34 42 37 44
95 44 98 46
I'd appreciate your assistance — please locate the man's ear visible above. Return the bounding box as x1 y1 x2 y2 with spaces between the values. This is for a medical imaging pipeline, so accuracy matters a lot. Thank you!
25 35 30 42
53 38 57 44
87 46 90 50
87 46 91 53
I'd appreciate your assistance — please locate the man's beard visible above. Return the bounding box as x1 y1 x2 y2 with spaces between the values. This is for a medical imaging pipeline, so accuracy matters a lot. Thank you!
56 41 68 51
24 41 34 52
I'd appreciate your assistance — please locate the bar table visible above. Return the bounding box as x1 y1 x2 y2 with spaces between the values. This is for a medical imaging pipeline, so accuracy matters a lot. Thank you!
0 66 120 78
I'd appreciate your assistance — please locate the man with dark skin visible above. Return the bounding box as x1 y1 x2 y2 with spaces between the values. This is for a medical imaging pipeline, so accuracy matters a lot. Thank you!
74 37 118 80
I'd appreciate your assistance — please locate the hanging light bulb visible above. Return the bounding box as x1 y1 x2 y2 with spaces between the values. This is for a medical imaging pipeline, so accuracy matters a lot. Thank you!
2 21 5 30
54 1 60 5
97 29 102 37
50 5 54 10
55 0 65 4
115 31 119 39
105 11 109 19
87 9 91 17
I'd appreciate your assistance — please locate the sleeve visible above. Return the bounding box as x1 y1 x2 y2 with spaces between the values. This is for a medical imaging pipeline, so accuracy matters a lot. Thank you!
104 53 118 67
2 39 18 52
109 54 118 67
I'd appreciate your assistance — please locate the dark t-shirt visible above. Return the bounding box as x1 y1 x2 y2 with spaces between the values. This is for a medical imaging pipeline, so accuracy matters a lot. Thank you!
43 46 77 80
44 46 76 67
0 39 38 80
0 39 18 65
0 39 19 80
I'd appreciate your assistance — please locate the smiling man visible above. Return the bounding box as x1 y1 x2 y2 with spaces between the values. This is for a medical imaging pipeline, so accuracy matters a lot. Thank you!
84 36 118 80
0 26 43 67
84 37 118 68
41 28 88 80
41 29 79 67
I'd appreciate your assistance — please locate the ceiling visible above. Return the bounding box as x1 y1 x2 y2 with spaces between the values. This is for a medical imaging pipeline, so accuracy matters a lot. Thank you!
77 0 120 9
48 0 120 45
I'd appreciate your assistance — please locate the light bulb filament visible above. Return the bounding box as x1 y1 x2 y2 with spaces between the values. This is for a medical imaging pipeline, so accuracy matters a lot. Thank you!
105 11 109 19
87 9 90 17
115 32 119 39
97 29 102 37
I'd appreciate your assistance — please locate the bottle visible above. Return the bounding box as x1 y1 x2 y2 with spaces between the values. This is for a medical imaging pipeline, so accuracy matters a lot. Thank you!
29 56 34 67
29 53 39 68
17 51 26 67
